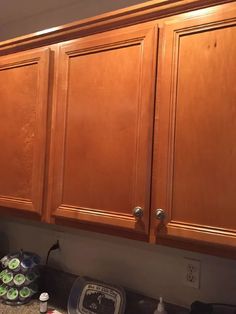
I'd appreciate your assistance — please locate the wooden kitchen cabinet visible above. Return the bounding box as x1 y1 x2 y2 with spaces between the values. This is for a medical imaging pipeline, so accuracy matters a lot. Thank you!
151 4 236 248
0 48 50 215
47 24 157 236
1 0 236 255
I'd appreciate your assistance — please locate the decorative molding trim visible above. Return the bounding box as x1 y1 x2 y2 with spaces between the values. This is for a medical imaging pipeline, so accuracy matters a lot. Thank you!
0 0 234 55
166 222 236 247
53 206 140 231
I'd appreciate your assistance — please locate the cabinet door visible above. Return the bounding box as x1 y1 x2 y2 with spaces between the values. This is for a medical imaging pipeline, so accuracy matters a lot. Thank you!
151 4 236 247
49 24 157 235
0 48 50 215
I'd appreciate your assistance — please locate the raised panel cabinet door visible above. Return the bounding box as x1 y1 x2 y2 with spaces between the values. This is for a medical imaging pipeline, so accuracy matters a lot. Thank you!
151 3 236 247
0 48 50 214
49 24 158 235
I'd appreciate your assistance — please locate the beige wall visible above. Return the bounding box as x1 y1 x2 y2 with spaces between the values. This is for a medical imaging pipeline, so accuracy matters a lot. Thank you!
1 218 236 308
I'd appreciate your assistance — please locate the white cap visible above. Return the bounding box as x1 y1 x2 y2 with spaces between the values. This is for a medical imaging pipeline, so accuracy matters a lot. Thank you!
39 292 49 302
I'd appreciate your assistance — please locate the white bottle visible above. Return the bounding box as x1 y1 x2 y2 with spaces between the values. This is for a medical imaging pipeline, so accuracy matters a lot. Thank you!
39 292 49 314
154 297 167 314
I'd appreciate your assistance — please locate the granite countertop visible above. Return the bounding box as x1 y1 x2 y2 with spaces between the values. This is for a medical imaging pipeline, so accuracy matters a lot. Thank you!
0 300 187 314
0 300 66 314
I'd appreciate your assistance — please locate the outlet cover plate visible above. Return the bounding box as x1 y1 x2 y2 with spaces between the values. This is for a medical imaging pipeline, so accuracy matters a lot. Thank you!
183 258 201 289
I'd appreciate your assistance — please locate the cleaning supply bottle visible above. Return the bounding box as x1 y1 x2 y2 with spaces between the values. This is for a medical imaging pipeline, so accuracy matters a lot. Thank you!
154 297 167 314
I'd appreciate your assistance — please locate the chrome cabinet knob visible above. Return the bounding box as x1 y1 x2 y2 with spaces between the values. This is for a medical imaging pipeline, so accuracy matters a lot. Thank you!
133 206 144 218
155 208 166 220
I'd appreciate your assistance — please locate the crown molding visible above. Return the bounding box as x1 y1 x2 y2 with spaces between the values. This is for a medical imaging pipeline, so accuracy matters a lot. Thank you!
0 0 235 55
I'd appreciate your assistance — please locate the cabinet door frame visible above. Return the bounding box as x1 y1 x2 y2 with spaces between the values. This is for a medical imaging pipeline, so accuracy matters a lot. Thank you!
48 23 158 235
0 48 50 215
151 3 236 247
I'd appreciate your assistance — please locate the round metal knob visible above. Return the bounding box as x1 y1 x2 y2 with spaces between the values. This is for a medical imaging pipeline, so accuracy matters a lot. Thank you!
155 208 166 220
133 206 144 219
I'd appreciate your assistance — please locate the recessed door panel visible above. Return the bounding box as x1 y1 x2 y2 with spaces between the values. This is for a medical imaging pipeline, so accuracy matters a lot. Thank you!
50 24 157 234
151 6 236 247
0 48 50 214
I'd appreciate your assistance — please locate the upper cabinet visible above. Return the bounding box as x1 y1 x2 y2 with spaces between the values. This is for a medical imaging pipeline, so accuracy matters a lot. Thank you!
0 48 50 215
151 4 236 248
0 0 236 256
48 24 158 236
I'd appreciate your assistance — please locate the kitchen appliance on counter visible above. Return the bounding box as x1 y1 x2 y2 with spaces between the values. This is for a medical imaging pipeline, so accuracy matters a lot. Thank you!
0 250 40 305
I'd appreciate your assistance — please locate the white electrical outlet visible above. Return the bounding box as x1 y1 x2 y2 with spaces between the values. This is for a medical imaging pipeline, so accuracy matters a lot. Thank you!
183 258 201 289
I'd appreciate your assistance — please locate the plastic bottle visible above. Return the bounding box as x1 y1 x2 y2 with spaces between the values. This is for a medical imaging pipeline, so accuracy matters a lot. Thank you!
154 297 167 314
39 292 49 313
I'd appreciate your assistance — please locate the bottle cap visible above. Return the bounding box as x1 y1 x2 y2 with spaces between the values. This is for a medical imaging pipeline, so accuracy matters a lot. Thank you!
39 292 49 302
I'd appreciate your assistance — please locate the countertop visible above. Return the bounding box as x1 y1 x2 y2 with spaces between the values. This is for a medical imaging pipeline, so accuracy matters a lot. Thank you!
0 300 187 314
0 266 189 314
0 300 66 314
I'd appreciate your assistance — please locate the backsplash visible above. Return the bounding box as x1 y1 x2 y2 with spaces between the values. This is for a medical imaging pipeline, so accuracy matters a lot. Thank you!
0 218 236 308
